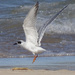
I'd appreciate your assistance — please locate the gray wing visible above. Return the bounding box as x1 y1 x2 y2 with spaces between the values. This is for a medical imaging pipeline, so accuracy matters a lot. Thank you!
38 5 68 46
23 2 39 46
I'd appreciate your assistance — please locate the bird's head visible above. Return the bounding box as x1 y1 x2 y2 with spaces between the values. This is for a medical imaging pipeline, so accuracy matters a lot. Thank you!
13 40 24 45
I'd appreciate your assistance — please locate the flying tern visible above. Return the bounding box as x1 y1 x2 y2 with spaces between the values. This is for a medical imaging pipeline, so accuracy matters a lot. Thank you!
14 2 68 63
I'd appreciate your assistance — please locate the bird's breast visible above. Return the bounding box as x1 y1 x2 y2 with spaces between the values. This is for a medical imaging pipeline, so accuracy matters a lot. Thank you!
22 42 36 52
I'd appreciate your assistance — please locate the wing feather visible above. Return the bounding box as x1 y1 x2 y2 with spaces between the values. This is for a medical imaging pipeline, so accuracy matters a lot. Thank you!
38 5 68 46
23 2 39 46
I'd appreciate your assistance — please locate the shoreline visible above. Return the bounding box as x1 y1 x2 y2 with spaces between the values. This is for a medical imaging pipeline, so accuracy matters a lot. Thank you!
0 56 75 70
0 69 75 75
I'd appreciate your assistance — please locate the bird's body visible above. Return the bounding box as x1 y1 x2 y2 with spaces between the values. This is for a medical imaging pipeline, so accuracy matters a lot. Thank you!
14 2 68 63
19 40 46 55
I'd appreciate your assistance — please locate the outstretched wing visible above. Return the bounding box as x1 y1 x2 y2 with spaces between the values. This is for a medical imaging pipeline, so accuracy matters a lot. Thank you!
23 2 39 46
38 5 68 46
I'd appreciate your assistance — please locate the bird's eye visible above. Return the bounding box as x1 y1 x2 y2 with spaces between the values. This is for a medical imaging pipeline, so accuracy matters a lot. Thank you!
18 41 21 44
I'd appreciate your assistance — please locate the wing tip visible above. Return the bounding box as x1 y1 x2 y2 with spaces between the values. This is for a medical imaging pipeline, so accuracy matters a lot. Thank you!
35 1 39 8
34 2 39 16
35 1 39 7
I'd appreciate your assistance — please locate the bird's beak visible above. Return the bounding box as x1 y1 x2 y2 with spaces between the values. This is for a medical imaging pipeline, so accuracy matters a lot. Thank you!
13 43 17 45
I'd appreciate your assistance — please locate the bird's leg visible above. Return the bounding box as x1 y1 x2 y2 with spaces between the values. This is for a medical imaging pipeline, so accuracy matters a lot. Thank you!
32 55 38 63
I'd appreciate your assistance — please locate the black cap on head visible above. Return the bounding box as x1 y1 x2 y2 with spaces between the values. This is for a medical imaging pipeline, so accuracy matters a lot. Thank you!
13 41 21 45
17 41 21 44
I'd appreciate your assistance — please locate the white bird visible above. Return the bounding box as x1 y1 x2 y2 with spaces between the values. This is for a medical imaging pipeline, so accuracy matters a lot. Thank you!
14 2 68 63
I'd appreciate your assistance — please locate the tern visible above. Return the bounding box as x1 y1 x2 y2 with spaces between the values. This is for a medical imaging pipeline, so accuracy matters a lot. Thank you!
14 2 68 63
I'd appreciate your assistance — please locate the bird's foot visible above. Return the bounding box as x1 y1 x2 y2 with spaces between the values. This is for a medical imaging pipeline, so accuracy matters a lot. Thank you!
32 55 38 63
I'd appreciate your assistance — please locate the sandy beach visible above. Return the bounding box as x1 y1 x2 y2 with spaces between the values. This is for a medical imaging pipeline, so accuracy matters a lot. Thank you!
0 69 75 75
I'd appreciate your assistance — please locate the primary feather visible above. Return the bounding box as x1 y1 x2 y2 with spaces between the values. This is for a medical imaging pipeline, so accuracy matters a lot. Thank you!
38 5 68 46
